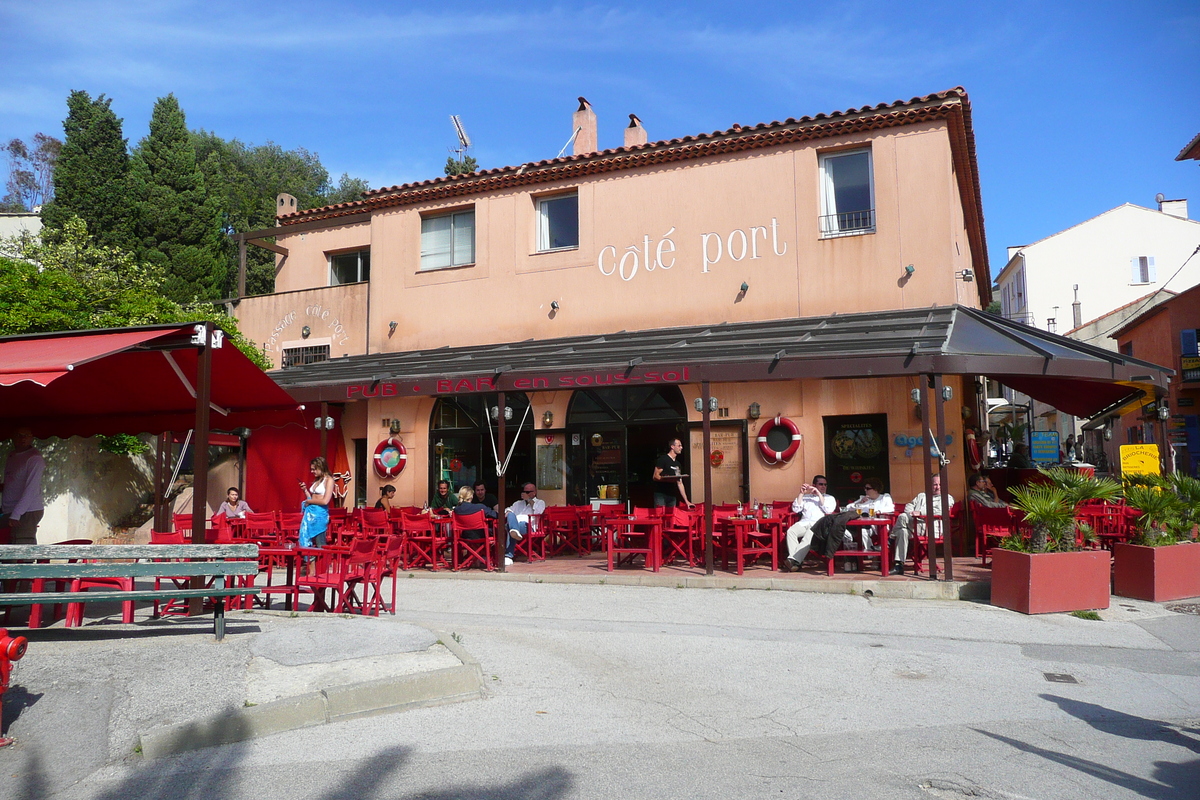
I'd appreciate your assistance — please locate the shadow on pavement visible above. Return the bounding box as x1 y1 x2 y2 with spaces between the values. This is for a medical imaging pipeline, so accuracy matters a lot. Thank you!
12 616 262 643
1 685 42 735
975 728 1200 800
1040 694 1200 754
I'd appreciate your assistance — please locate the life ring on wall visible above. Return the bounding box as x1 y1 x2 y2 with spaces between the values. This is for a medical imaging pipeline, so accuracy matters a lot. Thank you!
757 415 802 465
373 437 407 478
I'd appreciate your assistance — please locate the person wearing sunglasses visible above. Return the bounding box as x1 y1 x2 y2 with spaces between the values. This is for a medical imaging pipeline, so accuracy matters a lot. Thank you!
504 483 546 566
782 475 836 571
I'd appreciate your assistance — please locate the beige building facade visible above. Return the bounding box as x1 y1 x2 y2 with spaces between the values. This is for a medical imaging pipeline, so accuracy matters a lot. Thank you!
234 89 990 512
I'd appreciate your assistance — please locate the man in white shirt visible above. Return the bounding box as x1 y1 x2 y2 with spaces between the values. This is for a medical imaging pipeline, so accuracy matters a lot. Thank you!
504 482 547 565
891 474 955 573
782 475 836 571
1 427 45 545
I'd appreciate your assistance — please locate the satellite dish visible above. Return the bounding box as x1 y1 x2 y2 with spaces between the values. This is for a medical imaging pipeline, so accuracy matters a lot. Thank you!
1156 193 1166 203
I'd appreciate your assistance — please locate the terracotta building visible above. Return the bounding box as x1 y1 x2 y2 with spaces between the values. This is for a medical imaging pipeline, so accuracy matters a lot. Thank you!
230 89 1166 520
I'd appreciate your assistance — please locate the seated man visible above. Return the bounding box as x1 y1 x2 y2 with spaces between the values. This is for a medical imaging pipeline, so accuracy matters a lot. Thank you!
782 475 836 571
431 479 459 511
842 477 895 551
473 481 500 514
452 486 497 539
890 475 955 575
967 473 1008 508
504 482 546 566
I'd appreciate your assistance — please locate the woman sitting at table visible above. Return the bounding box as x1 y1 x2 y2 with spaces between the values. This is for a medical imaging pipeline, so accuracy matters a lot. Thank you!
375 484 396 511
298 457 333 576
452 486 497 539
842 478 894 551
218 487 252 519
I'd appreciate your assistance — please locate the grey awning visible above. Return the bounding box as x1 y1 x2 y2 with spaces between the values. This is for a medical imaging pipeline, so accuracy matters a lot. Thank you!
273 305 1170 418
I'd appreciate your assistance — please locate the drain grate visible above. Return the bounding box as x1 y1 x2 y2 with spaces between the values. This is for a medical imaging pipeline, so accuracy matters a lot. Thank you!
1043 672 1078 684
1169 603 1200 616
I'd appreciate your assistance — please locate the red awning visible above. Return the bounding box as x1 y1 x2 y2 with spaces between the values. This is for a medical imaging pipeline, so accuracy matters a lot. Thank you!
0 324 307 439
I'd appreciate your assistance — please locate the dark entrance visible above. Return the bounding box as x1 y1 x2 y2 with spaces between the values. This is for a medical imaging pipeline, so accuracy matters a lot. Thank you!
429 393 534 499
565 386 689 507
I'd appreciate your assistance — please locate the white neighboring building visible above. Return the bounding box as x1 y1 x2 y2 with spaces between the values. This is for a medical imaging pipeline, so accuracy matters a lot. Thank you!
996 199 1199 336
0 212 41 255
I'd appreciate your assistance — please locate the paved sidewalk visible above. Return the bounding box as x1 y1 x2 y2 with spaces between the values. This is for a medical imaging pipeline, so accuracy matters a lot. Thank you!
0 611 483 797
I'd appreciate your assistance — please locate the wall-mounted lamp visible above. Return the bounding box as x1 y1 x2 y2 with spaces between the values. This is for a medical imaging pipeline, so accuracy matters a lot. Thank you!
1158 405 1170 421
941 386 953 401
910 388 921 404
490 405 514 421
550 301 560 311
955 268 975 282
542 410 554 427
1103 427 1113 441
740 281 749 293
389 418 402 434
313 416 334 430
693 397 719 412
903 264 915 277
301 325 311 339
388 321 398 337
748 402 761 420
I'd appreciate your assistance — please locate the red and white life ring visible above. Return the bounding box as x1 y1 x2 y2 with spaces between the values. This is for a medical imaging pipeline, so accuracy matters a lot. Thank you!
757 415 802 465
373 437 407 478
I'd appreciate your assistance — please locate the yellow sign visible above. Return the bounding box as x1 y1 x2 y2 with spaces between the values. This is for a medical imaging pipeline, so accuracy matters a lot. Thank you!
1119 444 1161 476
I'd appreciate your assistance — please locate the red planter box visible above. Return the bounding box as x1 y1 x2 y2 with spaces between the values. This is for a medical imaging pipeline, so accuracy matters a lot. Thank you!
1113 542 1200 602
990 548 1111 614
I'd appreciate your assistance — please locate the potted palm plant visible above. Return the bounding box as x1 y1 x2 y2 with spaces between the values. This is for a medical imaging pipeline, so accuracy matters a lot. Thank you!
1114 474 1200 602
990 467 1119 614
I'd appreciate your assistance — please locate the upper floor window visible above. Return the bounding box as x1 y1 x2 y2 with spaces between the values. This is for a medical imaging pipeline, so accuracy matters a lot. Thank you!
537 193 579 251
1131 255 1156 284
421 209 476 270
819 149 875 238
330 249 370 285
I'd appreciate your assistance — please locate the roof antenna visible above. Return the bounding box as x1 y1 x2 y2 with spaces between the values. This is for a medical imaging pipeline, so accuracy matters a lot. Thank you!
556 126 582 159
448 115 473 171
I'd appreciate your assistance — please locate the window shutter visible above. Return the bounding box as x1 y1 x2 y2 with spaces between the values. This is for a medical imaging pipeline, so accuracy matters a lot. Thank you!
1182 329 1198 357
1131 256 1139 283
1148 256 1156 283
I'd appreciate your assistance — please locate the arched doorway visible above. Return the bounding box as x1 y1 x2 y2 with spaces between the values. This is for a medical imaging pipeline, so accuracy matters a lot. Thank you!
429 393 534 499
565 386 689 506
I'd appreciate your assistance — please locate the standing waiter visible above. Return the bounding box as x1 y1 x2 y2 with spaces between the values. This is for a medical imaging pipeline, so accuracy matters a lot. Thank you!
652 437 692 509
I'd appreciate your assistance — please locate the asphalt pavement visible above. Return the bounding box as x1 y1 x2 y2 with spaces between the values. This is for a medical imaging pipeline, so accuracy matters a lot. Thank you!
2 581 1198 800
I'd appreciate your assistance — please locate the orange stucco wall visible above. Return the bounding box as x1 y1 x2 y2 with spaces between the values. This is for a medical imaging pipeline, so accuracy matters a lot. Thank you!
234 283 368 369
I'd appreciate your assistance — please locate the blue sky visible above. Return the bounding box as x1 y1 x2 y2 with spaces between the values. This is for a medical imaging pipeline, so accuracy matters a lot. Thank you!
3 1 1198 276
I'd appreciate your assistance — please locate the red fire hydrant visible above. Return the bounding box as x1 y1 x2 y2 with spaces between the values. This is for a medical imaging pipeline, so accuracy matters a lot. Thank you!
0 628 28 747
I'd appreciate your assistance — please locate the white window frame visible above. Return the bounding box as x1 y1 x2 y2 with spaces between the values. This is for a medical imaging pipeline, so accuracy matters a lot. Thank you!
328 249 370 285
818 148 875 238
420 209 476 271
536 192 580 252
1130 255 1156 285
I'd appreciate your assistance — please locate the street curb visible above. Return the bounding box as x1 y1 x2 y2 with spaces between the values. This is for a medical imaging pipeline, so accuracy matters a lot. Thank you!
139 635 484 759
396 568 986 601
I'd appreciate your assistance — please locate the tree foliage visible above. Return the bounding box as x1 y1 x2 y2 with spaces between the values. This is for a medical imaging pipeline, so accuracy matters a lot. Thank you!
444 155 478 176
3 133 61 211
40 91 137 251
0 217 270 369
130 94 226 303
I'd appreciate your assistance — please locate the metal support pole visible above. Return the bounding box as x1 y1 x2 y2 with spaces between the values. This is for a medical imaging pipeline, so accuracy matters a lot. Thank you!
702 382 714 576
190 323 214 615
496 391 507 573
934 374 954 582
154 432 169 532
237 238 247 299
919 375 937 580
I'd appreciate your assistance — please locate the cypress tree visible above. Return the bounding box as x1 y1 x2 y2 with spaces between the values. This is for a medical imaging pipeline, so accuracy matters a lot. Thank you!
41 91 137 251
130 94 226 302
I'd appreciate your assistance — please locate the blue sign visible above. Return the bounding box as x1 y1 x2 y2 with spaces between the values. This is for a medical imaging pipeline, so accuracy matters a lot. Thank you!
1030 431 1060 463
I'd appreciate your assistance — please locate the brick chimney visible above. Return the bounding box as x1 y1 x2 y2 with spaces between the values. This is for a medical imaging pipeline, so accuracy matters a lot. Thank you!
624 114 647 147
276 193 297 219
572 97 597 156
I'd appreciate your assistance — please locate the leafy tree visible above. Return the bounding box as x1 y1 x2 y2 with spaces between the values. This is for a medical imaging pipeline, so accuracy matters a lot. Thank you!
40 91 137 251
444 155 478 176
985 300 1002 315
129 95 226 303
3 133 61 211
192 132 369 295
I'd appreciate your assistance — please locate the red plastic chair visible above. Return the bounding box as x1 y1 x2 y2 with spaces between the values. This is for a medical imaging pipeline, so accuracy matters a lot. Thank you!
25 539 94 629
511 514 546 563
451 511 495 571
972 503 1016 565
340 537 386 616
244 512 281 544
360 508 391 543
661 507 700 566
605 514 660 572
401 512 448 570
377 534 406 614
327 506 349 543
543 506 586 557
716 516 777 575
277 511 303 544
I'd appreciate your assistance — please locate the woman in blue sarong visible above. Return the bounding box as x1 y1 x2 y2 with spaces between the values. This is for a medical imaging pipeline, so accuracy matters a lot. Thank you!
298 456 333 575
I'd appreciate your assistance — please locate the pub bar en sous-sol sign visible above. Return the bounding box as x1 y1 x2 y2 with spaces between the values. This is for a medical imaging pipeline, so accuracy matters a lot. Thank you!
346 367 693 398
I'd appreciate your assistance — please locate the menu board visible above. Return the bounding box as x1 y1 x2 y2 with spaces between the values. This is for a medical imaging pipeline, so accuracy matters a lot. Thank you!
536 442 564 490
1030 431 1060 464
823 414 889 501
